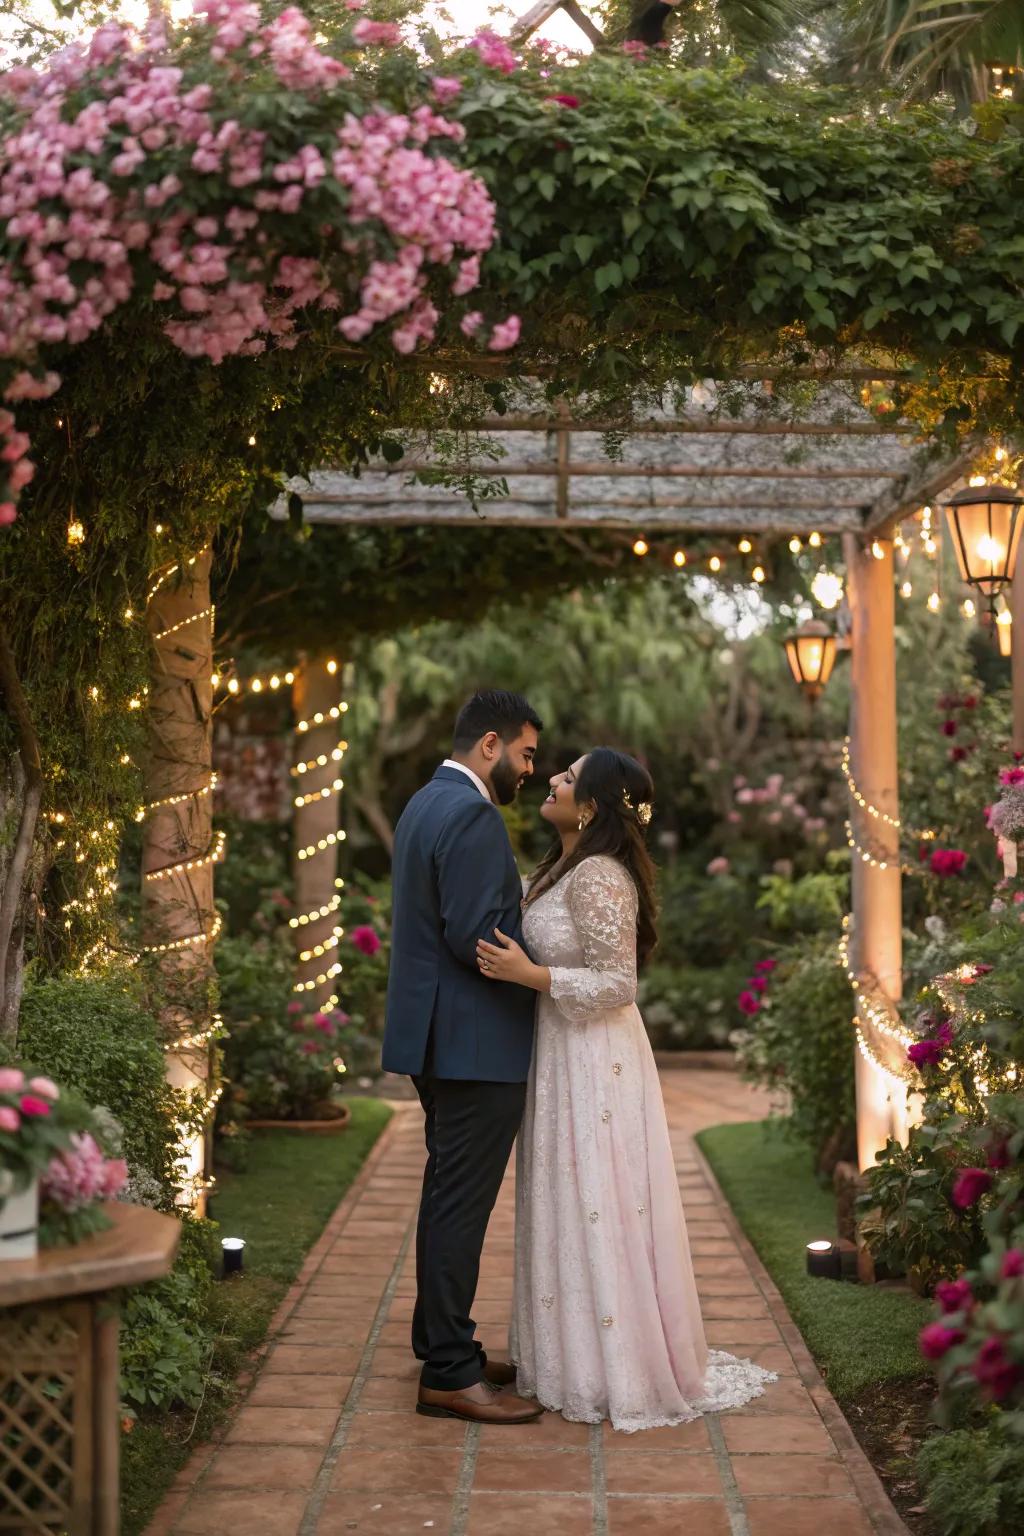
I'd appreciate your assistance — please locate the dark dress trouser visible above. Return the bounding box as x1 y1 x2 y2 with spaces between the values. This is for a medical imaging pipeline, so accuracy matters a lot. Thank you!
411 1059 527 1392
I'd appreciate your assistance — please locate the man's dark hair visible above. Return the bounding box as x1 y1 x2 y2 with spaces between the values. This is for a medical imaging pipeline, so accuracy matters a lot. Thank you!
452 689 543 751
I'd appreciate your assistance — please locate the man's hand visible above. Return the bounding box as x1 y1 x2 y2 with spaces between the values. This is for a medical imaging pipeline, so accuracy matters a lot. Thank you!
477 929 549 992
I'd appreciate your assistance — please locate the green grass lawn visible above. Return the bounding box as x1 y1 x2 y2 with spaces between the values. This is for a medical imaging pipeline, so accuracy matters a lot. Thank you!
120 1097 393 1535
697 1118 932 1404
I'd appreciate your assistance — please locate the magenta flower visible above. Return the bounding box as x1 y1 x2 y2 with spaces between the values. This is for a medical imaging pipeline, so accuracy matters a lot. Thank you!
351 18 401 46
286 1001 304 1015
987 1138 1011 1170
42 1132 126 1211
0 1106 20 1133
951 1168 993 1210
1000 767 1024 786
300 1040 319 1055
488 316 521 352
547 93 580 108
919 1322 965 1360
748 975 768 994
972 1336 1023 1400
753 959 778 974
935 1279 974 1314
1001 1249 1024 1279
470 29 518 73
737 991 761 1017
908 1038 945 1069
19 1095 51 1118
930 848 967 877
331 1009 351 1025
941 719 958 737
351 925 381 957
312 1012 336 1034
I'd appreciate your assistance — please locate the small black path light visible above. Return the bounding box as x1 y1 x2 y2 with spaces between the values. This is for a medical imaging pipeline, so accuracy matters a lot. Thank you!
221 1237 246 1277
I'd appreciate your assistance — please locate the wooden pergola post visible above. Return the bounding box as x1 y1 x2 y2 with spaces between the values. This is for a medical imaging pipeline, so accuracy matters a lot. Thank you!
290 658 346 1012
842 534 909 1171
1012 562 1024 755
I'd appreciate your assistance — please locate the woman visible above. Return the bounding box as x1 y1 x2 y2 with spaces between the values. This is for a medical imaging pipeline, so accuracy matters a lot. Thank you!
477 747 774 1431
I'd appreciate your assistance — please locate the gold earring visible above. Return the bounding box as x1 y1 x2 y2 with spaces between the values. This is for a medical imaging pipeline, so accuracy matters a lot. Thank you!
578 809 593 832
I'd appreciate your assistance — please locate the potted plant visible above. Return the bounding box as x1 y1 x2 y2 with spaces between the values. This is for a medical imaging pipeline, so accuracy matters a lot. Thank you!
226 1003 354 1131
0 1067 127 1260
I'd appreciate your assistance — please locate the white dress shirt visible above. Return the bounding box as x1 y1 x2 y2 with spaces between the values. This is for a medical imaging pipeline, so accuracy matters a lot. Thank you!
441 759 491 802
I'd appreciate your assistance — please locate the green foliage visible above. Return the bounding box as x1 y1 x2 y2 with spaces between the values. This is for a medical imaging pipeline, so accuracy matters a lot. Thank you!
756 867 848 936
918 1419 1024 1536
120 1218 216 1414
732 931 857 1173
638 961 748 1049
698 1119 932 1401
859 1125 985 1290
11 971 179 1199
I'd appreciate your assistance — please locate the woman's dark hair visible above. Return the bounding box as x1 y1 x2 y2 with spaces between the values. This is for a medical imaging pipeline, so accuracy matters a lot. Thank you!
527 747 659 964
452 689 543 750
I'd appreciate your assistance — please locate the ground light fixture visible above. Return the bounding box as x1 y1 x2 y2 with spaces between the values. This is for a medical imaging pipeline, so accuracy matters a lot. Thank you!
222 1237 246 1277
806 1240 841 1280
944 482 1024 613
783 619 837 702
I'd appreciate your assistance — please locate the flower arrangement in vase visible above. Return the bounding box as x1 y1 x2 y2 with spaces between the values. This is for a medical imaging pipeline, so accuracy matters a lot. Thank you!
0 1066 127 1260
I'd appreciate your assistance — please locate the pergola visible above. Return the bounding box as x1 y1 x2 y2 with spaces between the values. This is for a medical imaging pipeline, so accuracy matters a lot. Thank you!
280 372 992 1170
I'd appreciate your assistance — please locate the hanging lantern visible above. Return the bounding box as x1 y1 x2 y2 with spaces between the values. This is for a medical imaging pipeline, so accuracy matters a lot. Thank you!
944 483 1024 605
997 608 1013 658
783 619 837 701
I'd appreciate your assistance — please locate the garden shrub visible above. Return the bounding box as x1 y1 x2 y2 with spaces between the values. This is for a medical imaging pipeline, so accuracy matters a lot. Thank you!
658 866 763 970
918 1420 1024 1536
10 971 179 1201
119 1218 218 1415
732 931 856 1176
639 962 747 1050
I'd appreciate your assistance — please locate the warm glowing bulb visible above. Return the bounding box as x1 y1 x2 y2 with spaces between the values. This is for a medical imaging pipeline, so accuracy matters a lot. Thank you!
251 678 262 692
248 435 257 446
270 675 281 689
327 659 338 674
995 446 1007 462
752 565 766 584
811 570 844 610
632 538 649 557
924 536 937 555
124 608 133 621
789 537 802 554
871 540 885 560
969 474 988 488
927 592 941 612
809 531 822 548
738 538 752 554
977 534 1003 564
285 671 295 684
900 580 913 598
673 550 686 568
67 519 85 546
227 678 240 694
709 555 722 573
211 673 221 687
963 599 976 618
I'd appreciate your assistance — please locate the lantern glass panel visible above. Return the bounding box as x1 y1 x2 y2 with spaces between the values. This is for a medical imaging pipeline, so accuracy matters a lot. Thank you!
945 492 1024 596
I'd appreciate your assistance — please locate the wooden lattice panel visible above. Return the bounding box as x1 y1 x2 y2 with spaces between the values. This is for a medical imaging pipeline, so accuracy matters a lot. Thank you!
0 1302 92 1534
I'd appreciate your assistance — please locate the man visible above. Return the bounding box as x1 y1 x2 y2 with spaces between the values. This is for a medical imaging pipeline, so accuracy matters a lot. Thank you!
383 689 544 1424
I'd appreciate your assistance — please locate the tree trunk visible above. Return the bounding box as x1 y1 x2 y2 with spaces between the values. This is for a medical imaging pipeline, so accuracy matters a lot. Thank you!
0 625 44 1045
290 660 346 1012
142 547 217 1210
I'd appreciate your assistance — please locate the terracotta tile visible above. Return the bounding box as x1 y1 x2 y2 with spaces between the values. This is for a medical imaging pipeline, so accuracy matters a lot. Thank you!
346 1411 469 1448
275 1319 366 1346
477 1412 590 1448
602 1418 710 1452
294 1296 378 1321
330 1448 462 1495
247 1373 354 1408
732 1455 855 1497
315 1491 453 1534
689 1241 743 1257
700 1297 771 1319
734 1379 822 1417
604 1451 721 1496
264 1345 363 1375
174 1489 306 1535
607 1498 731 1535
203 1444 323 1489
465 1493 594 1535
745 1497 874 1536
722 1413 834 1456
364 1345 420 1379
698 1276 763 1296
473 1450 591 1494
225 1407 338 1447
304 1275 390 1298
704 1320 781 1346
358 1377 417 1408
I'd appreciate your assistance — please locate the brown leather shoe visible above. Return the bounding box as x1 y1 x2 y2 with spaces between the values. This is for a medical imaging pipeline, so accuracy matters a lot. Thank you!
483 1358 517 1388
417 1379 543 1424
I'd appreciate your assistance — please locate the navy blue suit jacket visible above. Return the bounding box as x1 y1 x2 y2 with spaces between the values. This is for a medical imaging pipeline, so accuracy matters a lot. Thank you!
382 766 536 1082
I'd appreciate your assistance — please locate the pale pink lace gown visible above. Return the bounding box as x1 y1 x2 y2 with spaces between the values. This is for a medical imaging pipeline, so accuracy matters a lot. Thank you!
511 854 775 1431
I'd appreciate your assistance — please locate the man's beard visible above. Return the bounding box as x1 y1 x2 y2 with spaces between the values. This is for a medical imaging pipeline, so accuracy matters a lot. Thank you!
490 751 521 807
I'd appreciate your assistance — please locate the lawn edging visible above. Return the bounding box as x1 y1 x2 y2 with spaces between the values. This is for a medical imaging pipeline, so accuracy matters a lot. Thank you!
696 1121 915 1536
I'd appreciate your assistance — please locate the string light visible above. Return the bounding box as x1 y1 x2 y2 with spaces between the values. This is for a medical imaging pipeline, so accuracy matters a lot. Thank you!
153 604 215 643
927 591 941 612
289 894 342 930
165 1014 225 1053
856 1023 915 1088
789 537 802 554
67 518 85 546
144 830 227 883
632 537 649 557
293 960 343 993
738 538 752 554
708 555 722 573
811 570 844 610
871 540 885 560
673 550 687 568
752 565 766 584
296 829 347 860
296 703 348 733
138 773 218 820
292 745 346 776
293 777 344 809
140 911 223 955
299 926 343 964
963 598 976 619
809 531 822 548
900 580 913 598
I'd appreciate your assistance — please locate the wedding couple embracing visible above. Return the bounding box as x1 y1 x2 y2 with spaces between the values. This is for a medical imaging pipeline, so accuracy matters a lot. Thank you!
381 690 774 1430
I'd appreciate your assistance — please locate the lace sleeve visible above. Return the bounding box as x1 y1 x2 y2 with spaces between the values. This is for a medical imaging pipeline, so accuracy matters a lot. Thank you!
548 857 638 1021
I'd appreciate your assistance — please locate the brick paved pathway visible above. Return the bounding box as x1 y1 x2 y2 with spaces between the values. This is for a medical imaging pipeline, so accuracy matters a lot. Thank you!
148 1069 907 1536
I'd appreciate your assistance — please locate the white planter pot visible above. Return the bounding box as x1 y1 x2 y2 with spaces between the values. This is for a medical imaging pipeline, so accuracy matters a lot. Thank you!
0 1173 39 1261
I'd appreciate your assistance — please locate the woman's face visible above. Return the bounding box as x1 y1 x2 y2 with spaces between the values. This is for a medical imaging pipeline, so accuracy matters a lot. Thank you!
540 755 589 832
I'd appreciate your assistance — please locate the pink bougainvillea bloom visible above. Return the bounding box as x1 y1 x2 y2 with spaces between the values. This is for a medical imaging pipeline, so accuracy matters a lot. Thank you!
737 991 760 1017
987 1138 1011 1170
1000 767 1024 785
547 93 580 108
19 1095 50 1117
935 1279 974 1314
286 1001 304 1015
460 310 483 337
470 29 518 73
930 848 967 877
312 1012 336 1034
352 18 401 46
908 1038 944 1068
0 1106 20 1133
919 1322 965 1360
754 959 778 974
431 76 462 104
972 1335 1023 1400
43 1131 125 1209
351 924 381 956
488 315 521 352
621 39 647 56
706 857 730 876
748 975 768 992
1001 1249 1024 1278
952 1167 993 1210
0 503 17 527
26 1076 60 1100
0 1068 25 1094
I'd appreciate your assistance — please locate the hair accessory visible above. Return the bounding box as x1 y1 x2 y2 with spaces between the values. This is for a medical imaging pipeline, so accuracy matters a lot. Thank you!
623 792 653 826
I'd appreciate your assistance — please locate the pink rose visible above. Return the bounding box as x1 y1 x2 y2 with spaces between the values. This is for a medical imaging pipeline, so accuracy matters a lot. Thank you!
26 1076 59 1100
919 1322 964 1360
0 1106 20 1133
1001 1249 1024 1279
547 93 580 108
19 1094 51 1117
0 1067 25 1094
972 1335 1023 1400
935 1279 973 1314
951 1168 993 1210
286 1001 304 1015
351 925 381 957
737 991 761 1017
754 959 777 974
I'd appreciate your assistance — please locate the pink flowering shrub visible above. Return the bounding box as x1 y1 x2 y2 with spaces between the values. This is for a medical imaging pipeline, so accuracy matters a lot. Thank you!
0 2 520 522
42 1130 127 1211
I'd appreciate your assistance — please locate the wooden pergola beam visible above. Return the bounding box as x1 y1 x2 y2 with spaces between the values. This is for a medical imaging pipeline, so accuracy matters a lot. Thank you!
473 416 921 437
862 446 977 535
381 459 901 482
